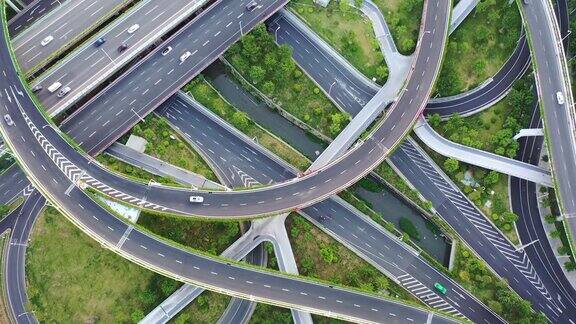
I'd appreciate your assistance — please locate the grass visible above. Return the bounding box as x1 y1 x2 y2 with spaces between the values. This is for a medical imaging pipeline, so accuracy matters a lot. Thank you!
137 211 241 255
26 207 182 323
171 291 231 323
371 0 423 55
128 114 219 182
250 303 293 323
286 213 420 304
289 0 388 84
186 77 311 171
0 232 10 324
225 24 348 138
97 154 181 186
435 0 522 95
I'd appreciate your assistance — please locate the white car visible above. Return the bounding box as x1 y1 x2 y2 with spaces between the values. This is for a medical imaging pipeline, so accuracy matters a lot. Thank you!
180 51 192 62
3 114 13 126
127 24 140 34
189 196 204 203
161 46 172 56
41 35 53 46
556 91 565 105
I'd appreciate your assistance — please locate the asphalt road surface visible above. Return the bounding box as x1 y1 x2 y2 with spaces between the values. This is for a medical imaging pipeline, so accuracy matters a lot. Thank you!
158 93 504 323
12 0 133 72
0 2 461 323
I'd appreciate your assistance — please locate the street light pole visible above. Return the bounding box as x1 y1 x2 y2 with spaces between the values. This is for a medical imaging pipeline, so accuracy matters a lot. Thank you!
275 26 280 42
328 81 336 95
239 21 244 36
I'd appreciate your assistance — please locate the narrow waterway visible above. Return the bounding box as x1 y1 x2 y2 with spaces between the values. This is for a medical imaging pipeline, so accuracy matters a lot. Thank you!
203 61 450 265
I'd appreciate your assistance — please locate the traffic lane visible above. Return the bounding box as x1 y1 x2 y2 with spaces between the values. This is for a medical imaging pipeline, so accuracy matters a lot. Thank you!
269 13 375 116
5 190 45 324
160 98 292 186
389 147 561 320
122 228 437 324
165 93 498 321
57 0 449 218
13 0 132 72
33 0 206 113
512 107 576 314
62 0 284 153
8 0 64 36
425 35 530 116
522 0 576 240
0 165 29 205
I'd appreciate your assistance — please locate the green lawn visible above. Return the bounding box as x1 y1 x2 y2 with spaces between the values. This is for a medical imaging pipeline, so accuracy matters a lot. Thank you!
128 115 218 182
289 0 388 84
171 291 231 323
138 211 241 255
225 24 348 138
435 0 521 96
26 208 181 323
371 0 423 55
186 78 311 171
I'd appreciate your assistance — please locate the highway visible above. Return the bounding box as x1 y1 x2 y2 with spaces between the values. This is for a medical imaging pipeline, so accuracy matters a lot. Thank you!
7 0 64 36
12 0 135 73
32 0 210 116
0 2 463 323
511 100 576 323
520 0 576 255
156 93 504 322
3 190 44 324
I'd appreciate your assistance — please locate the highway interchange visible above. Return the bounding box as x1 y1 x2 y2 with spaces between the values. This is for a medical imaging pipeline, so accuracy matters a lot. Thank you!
0 0 575 323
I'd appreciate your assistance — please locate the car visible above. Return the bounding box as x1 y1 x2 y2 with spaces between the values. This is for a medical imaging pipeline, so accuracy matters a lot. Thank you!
434 282 447 295
117 44 129 53
161 46 172 56
47 82 62 93
3 114 13 126
31 85 43 93
57 86 71 98
189 196 204 203
556 91 565 105
127 24 140 34
94 37 106 47
180 51 191 62
41 35 53 46
246 1 257 11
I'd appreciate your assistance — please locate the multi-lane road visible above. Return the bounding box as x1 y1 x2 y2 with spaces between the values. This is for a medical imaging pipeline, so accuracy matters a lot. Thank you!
0 1 461 322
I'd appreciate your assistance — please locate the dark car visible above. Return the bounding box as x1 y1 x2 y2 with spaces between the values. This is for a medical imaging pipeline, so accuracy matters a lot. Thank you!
94 37 106 47
117 44 129 53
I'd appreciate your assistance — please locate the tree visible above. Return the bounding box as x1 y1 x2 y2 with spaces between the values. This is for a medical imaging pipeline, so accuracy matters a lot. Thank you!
565 260 576 271
249 65 266 84
131 310 144 322
443 158 459 174
0 204 9 218
231 111 250 131
428 113 442 128
483 170 500 187
375 65 389 82
262 81 275 94
502 211 518 223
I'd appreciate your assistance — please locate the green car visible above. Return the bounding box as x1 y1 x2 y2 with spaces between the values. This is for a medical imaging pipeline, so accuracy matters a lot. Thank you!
434 282 447 295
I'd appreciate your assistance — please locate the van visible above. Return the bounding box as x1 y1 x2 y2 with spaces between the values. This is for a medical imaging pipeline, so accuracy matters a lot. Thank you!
556 91 565 105
57 86 71 98
189 196 204 203
47 82 62 93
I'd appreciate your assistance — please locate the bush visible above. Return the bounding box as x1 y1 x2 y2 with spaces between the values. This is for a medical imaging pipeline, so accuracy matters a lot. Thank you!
399 217 420 241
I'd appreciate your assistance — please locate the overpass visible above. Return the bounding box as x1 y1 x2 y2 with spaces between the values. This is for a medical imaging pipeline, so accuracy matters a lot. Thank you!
413 116 553 187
